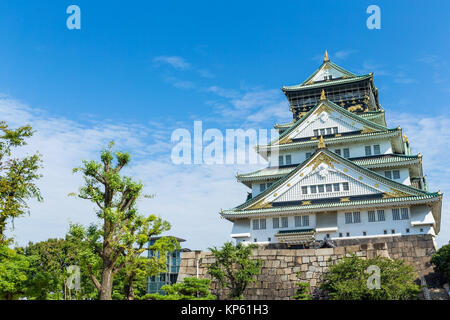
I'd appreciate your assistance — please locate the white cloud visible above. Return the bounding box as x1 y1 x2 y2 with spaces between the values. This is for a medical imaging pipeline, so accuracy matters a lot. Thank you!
389 112 450 247
153 56 191 70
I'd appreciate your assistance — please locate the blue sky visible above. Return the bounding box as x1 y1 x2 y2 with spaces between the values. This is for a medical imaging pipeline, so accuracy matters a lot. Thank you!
1 1 449 249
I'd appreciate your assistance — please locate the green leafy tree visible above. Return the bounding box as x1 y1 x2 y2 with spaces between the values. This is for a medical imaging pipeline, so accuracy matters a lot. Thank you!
293 282 311 300
0 121 42 242
70 142 175 300
0 245 30 299
146 277 216 300
321 255 421 300
207 242 262 300
430 243 450 281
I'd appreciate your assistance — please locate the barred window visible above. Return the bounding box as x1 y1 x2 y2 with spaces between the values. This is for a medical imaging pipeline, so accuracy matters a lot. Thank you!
326 184 332 192
259 183 266 192
377 210 385 221
259 219 266 230
368 211 376 222
333 183 340 191
279 155 284 166
392 208 400 220
310 186 317 194
281 217 288 228
286 155 292 165
252 219 259 230
295 216 302 227
334 149 341 156
343 182 349 191
302 215 309 226
318 185 325 193
385 171 392 179
343 148 350 158
333 127 338 134
272 218 279 229
345 212 353 224
393 170 400 179
313 129 319 136
401 208 409 220
326 128 332 135
373 145 381 155
365 146 372 156
353 212 361 223
302 186 308 194
320 129 326 136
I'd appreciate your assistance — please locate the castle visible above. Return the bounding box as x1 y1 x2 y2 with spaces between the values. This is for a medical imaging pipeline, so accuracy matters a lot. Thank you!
220 51 442 247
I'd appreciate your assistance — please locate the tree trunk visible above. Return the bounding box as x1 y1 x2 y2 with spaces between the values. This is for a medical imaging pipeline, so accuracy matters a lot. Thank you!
124 274 135 300
98 268 114 300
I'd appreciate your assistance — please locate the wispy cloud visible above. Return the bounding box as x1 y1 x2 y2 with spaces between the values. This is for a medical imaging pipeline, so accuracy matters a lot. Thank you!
153 56 191 70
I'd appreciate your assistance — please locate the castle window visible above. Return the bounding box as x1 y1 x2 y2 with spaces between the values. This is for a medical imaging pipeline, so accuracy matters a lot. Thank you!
285 155 292 165
342 182 349 191
295 216 302 227
310 186 317 194
384 171 392 179
302 186 308 194
252 219 259 230
279 155 284 166
391 229 395 234
302 215 309 226
328 75 333 80
343 148 350 158
314 129 319 136
260 219 266 230
326 128 332 135
401 208 409 220
333 127 338 134
373 145 381 155
268 237 271 242
353 212 361 223
339 233 343 237
346 232 350 237
345 212 353 224
272 218 279 229
377 210 385 221
365 145 372 156
368 211 376 222
333 183 340 191
326 184 332 192
392 208 400 220
254 239 257 242
320 129 326 136
259 183 266 192
281 217 288 228
393 170 400 179
318 185 325 193
384 230 387 234
406 228 410 233
334 149 341 156
363 231 367 236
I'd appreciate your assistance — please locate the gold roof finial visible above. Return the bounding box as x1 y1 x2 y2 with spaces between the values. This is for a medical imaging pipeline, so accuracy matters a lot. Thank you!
320 89 326 101
324 50 330 62
318 135 326 149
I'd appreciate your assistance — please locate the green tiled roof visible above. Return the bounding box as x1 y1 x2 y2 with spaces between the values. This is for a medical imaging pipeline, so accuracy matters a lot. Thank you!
227 148 435 214
258 129 400 152
275 228 315 235
282 74 372 91
222 193 440 217
237 154 421 183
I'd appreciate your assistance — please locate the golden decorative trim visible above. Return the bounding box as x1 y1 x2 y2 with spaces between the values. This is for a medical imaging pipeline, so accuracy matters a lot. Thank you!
311 136 318 140
278 135 293 144
312 103 333 117
302 201 312 205
287 183 291 187
308 153 339 172
335 133 342 137
318 135 326 149
374 183 379 188
361 126 378 134
382 188 412 199
273 193 278 197
340 197 350 202
348 105 364 112
300 173 304 177
320 89 326 101
359 176 363 180
248 200 273 210
343 168 348 172
323 50 330 62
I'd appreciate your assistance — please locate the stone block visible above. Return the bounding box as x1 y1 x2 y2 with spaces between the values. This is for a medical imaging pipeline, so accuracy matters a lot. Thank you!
302 256 310 263
316 248 334 255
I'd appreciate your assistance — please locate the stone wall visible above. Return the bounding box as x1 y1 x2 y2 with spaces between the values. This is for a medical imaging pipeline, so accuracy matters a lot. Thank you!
177 234 436 300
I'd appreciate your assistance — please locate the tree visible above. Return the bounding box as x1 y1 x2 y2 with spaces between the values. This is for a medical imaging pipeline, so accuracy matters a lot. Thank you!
0 245 30 299
320 255 421 300
0 121 42 242
70 142 175 300
293 282 311 300
146 277 216 300
207 242 262 300
430 243 450 281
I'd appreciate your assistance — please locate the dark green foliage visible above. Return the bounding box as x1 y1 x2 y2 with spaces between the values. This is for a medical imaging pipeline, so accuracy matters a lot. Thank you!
146 277 216 300
207 242 262 300
431 244 450 280
293 282 311 300
0 121 42 242
320 255 421 300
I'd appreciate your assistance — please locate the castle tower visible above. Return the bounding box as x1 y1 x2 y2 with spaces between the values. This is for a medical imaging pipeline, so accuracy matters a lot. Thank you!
220 51 442 247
